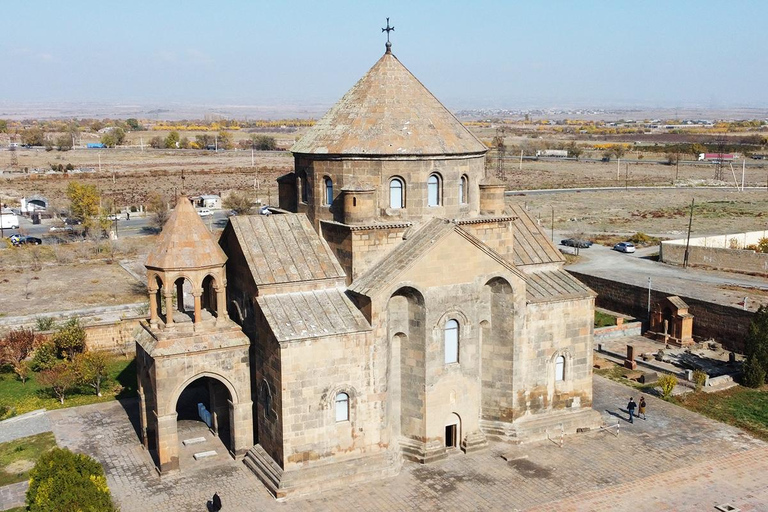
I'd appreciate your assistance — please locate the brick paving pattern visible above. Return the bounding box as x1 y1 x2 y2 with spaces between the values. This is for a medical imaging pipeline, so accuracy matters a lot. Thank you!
0 409 51 444
45 377 768 512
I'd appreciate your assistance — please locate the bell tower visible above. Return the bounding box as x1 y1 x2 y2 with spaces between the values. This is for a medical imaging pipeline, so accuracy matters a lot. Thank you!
135 197 253 474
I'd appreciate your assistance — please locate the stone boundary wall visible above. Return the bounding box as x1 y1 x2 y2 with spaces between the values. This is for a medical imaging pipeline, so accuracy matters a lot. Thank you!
83 317 143 355
660 230 768 275
594 321 642 340
570 272 752 353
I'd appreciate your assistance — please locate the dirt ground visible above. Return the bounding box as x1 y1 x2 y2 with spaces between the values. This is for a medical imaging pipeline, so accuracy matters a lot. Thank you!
0 239 150 318
508 188 768 237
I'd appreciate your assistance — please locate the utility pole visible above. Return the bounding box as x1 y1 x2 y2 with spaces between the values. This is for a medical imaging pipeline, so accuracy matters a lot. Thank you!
647 277 652 320
617 157 620 179
519 149 523 171
683 198 695 268
550 206 555 242
741 159 745 192
625 163 629 189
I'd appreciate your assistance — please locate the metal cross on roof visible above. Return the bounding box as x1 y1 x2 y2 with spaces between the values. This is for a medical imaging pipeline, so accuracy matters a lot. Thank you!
382 17 394 53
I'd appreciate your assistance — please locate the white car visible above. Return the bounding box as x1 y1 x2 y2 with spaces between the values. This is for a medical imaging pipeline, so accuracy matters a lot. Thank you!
106 213 124 221
197 208 214 217
614 242 636 253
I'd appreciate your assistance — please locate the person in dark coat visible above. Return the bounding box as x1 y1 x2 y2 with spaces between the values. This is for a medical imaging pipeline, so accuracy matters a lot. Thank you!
210 493 222 511
627 397 637 424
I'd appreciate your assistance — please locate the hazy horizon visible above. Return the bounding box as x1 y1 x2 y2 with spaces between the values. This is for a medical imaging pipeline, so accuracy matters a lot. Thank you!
3 0 767 116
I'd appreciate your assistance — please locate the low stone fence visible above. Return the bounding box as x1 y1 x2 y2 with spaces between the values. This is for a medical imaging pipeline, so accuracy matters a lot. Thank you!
660 230 768 275
594 320 642 340
82 316 144 355
572 272 752 353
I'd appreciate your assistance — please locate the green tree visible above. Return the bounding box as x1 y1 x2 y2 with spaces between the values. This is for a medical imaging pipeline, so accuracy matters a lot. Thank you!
217 131 233 150
126 118 143 131
612 145 626 159
21 127 46 147
100 132 117 148
744 305 768 386
56 134 73 151
51 318 86 360
251 135 277 150
690 143 706 159
26 447 116 512
0 119 7 132
66 181 100 232
566 142 582 159
743 355 766 388
37 362 76 404
73 350 109 397
149 135 163 148
223 191 253 214
30 341 59 371
112 127 126 146
164 131 180 148
195 133 215 149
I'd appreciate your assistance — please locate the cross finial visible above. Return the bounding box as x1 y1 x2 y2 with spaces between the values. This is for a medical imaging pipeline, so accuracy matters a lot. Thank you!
382 17 394 53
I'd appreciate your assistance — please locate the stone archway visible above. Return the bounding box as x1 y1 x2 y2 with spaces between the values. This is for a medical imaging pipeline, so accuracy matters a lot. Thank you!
175 376 234 455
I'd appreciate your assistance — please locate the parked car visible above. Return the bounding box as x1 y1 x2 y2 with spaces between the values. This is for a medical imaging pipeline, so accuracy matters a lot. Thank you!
64 217 82 225
613 242 636 253
106 213 124 221
11 235 42 246
196 208 214 217
560 238 592 249
49 225 74 232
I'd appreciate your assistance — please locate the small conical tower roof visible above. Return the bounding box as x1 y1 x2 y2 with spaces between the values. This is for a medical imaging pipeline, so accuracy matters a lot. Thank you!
291 50 486 156
145 197 227 271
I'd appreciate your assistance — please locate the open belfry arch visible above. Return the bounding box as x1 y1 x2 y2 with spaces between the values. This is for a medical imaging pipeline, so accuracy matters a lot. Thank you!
135 27 601 498
135 197 253 473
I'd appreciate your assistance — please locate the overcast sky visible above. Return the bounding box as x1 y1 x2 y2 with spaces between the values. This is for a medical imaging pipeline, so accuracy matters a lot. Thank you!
3 0 767 110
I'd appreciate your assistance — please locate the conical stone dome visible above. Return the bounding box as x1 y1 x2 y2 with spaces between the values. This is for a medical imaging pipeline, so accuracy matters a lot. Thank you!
145 198 227 271
291 51 486 156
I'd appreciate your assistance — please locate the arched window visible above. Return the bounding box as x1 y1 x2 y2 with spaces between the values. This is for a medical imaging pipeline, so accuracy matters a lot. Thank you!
555 355 565 381
459 175 468 204
324 177 333 206
335 392 349 422
428 174 440 207
444 319 459 364
389 178 404 209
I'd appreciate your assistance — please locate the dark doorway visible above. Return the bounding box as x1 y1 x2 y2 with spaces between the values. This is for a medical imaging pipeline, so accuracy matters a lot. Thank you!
175 377 233 453
445 424 457 448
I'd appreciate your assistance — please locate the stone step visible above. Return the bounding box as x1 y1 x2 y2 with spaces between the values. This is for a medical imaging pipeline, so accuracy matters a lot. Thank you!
182 437 207 446
193 450 217 460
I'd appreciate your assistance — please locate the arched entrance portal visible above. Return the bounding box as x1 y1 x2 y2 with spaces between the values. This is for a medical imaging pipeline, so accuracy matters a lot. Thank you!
175 376 235 459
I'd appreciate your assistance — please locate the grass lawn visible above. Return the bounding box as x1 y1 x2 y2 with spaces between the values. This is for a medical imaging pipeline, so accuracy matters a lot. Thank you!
0 357 136 420
673 386 768 442
0 432 57 486
594 311 617 328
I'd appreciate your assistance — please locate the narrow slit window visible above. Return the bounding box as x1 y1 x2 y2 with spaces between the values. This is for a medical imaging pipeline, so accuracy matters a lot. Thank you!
390 178 404 209
428 174 440 207
324 177 333 206
445 319 459 364
555 355 565 381
335 392 349 422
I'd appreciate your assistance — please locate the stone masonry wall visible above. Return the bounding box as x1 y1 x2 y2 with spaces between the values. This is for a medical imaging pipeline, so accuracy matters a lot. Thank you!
660 242 768 276
84 317 143 354
570 271 752 353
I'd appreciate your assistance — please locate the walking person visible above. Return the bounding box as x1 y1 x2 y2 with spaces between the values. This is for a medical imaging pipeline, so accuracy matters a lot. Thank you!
639 396 647 420
627 397 636 424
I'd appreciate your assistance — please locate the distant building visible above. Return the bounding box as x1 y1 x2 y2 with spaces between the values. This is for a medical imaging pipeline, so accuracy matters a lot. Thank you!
192 194 221 210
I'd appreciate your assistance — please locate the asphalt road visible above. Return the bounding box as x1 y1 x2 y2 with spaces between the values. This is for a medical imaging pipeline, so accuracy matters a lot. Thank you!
2 210 231 243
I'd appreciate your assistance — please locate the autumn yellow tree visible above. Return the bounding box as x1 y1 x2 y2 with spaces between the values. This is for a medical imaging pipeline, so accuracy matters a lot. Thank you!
66 181 101 233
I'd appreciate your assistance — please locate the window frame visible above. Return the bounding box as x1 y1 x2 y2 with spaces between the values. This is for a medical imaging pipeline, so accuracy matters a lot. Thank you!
459 175 468 204
335 392 350 422
389 177 405 209
444 319 459 365
324 176 333 206
555 355 565 382
428 173 441 207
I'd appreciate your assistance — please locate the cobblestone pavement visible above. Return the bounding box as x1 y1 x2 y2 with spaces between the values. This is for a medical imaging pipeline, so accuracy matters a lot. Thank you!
0 481 28 511
0 409 51 444
46 378 768 512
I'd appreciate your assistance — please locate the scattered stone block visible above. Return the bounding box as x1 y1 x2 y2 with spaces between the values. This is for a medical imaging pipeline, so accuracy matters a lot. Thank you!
193 450 217 460
182 437 207 446
640 372 658 384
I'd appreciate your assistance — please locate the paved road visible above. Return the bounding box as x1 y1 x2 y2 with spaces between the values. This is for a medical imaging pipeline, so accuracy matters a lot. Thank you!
2 210 230 243
0 409 51 444
566 241 768 311
46 377 768 512
507 185 768 195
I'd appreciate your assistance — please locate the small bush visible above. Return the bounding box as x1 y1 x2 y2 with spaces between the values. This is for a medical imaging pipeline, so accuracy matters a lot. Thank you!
657 374 678 399
26 447 115 512
50 318 86 359
692 369 707 392
743 355 766 388
34 317 57 332
30 341 59 372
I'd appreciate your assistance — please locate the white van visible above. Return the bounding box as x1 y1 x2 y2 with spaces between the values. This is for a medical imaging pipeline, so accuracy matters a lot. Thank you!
0 212 20 229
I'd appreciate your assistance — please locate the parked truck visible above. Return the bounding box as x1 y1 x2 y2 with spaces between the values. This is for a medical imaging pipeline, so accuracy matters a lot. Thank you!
0 212 20 230
536 149 568 158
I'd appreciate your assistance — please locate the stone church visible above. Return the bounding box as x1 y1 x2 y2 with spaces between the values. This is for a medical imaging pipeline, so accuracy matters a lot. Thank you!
136 40 600 499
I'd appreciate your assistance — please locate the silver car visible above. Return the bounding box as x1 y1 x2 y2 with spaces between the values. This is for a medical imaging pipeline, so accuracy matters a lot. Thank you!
614 242 636 253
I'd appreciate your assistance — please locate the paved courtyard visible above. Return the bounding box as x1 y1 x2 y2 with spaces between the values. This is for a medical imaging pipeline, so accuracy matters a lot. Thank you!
45 376 768 512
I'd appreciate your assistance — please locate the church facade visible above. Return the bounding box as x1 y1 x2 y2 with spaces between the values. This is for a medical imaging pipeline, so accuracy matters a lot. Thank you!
136 42 600 499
